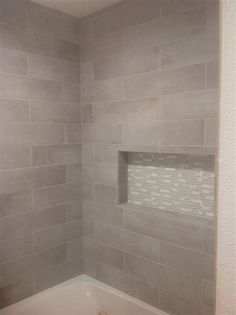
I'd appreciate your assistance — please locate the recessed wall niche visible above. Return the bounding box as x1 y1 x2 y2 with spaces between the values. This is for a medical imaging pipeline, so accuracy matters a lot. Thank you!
119 152 215 219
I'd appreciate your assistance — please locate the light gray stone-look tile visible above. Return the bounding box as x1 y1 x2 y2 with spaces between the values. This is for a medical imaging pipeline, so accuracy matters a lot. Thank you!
33 183 81 209
35 219 82 251
93 98 159 123
0 244 67 284
82 124 122 144
0 99 29 122
124 64 205 99
67 238 83 261
160 89 218 120
81 78 123 104
94 184 118 205
32 144 81 166
31 101 81 123
160 119 204 145
204 118 217 146
0 234 34 264
65 163 82 183
0 190 31 218
160 289 200 315
0 0 28 29
160 265 202 302
203 280 216 307
161 33 218 69
83 238 123 270
0 123 65 146
0 146 31 169
122 122 160 146
82 163 117 186
122 7 206 53
35 258 82 292
124 253 160 285
96 262 159 307
0 48 28 75
206 61 218 89
160 241 215 281
83 200 123 227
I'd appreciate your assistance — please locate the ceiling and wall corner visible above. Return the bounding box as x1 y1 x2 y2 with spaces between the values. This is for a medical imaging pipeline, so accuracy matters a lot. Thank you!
31 0 123 18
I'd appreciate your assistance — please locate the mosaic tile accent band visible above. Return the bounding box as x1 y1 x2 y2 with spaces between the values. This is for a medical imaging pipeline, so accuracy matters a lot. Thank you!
128 153 215 218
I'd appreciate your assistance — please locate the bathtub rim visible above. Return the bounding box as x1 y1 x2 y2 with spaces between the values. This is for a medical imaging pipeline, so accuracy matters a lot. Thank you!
0 274 169 315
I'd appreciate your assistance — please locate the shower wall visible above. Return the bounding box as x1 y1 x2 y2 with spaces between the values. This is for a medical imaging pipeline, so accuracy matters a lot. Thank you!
80 1 219 315
0 0 82 306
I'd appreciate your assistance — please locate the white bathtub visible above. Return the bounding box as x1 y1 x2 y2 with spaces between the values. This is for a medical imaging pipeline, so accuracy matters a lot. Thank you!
0 275 169 315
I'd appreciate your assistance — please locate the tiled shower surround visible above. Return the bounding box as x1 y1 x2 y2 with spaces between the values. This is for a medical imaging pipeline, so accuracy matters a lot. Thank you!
128 153 215 218
0 0 218 314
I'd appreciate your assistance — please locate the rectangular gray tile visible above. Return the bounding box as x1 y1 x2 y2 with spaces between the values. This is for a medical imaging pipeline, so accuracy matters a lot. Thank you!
67 238 82 261
96 262 159 307
94 184 118 205
33 183 81 209
160 241 215 281
82 163 117 185
0 48 28 75
66 163 82 183
206 61 218 89
124 207 204 251
122 122 160 146
0 234 34 264
81 78 123 104
93 98 159 123
160 119 204 145
35 258 82 292
83 238 123 269
160 265 202 302
0 0 28 29
160 90 218 120
32 144 81 166
31 101 81 123
0 74 29 99
0 190 32 217
65 124 81 144
30 79 61 102
82 124 122 144
0 146 31 169
35 219 82 251
83 200 123 227
124 64 205 99
0 244 67 284
0 99 29 122
0 123 65 146
124 253 160 285
161 33 218 69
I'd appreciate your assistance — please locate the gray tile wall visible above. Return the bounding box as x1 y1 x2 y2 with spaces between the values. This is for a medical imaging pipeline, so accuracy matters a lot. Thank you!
0 0 218 313
0 0 82 307
80 1 218 315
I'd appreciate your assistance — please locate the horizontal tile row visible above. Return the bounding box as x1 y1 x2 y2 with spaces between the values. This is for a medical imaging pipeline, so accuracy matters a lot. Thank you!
0 24 80 60
82 119 217 146
0 75 80 103
80 63 218 104
84 205 215 256
0 123 81 146
91 35 218 81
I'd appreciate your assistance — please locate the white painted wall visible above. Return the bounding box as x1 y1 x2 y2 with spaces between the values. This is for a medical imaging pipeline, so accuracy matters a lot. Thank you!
216 1 236 314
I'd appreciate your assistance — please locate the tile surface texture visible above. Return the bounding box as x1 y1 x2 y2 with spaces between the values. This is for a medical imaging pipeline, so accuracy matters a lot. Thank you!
79 1 218 315
0 0 82 308
0 0 218 314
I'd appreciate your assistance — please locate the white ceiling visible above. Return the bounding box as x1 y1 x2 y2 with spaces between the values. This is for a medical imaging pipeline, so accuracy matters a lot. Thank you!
31 0 122 18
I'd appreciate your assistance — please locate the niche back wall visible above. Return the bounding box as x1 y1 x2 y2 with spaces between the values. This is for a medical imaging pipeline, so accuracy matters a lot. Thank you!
81 1 219 315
